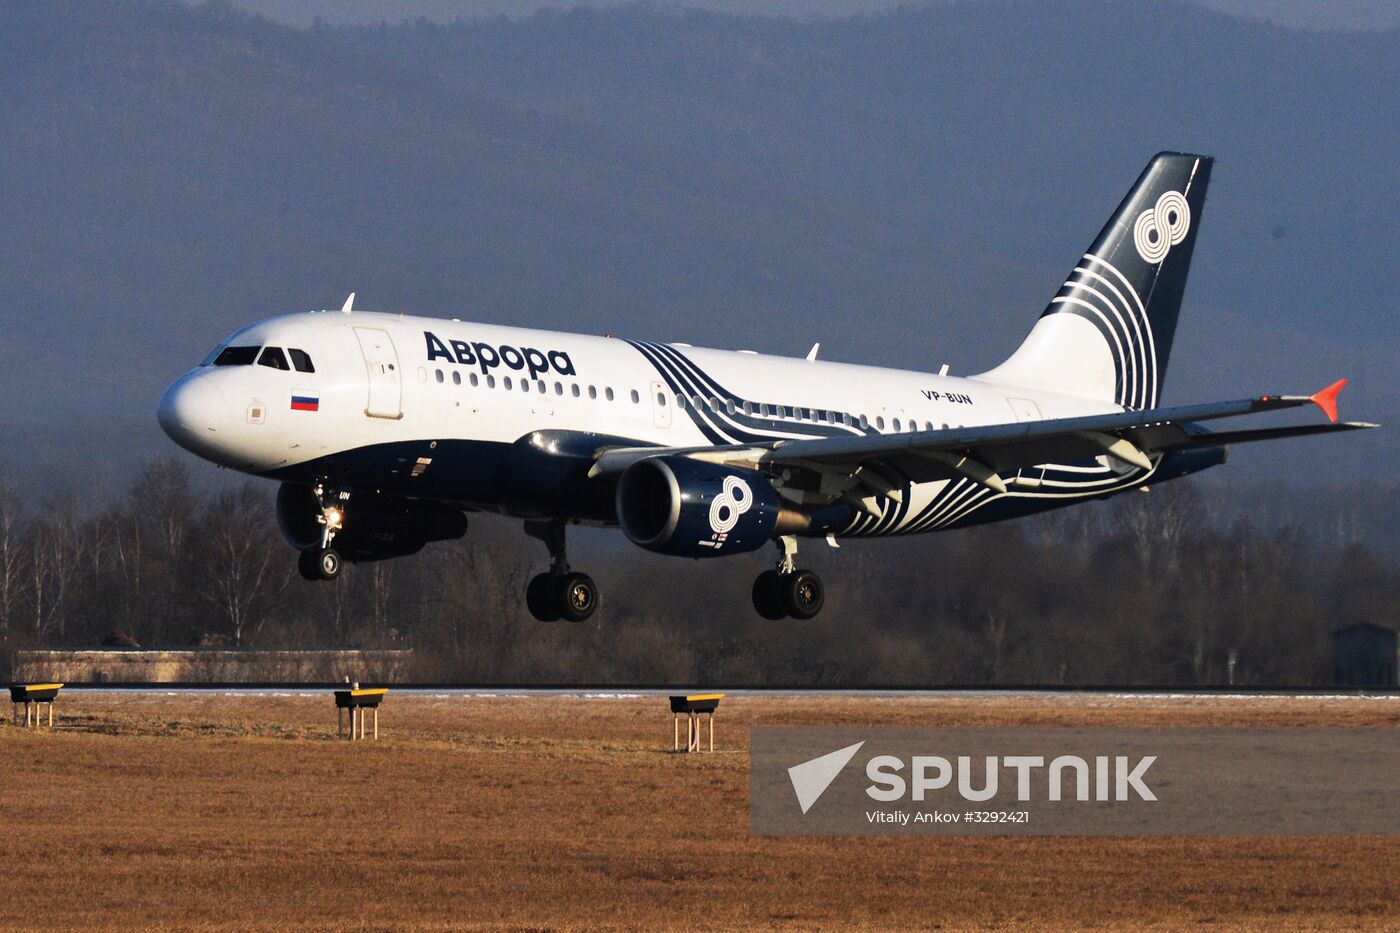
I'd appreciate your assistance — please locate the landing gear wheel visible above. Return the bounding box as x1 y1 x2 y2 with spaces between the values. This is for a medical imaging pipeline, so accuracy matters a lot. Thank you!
314 547 342 581
782 569 824 620
558 572 598 623
526 572 562 622
297 549 321 581
752 570 788 620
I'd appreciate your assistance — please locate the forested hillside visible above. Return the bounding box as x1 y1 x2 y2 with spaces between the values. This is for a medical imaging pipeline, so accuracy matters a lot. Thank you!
0 461 1392 685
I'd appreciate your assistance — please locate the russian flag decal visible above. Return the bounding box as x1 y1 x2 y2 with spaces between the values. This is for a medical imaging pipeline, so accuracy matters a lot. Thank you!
291 390 320 412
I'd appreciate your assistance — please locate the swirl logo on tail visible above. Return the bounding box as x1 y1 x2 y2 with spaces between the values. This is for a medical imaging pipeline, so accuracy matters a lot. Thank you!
1133 190 1190 264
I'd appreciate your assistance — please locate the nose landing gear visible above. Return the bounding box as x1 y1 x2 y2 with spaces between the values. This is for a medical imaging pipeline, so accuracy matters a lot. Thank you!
752 536 824 620
525 520 598 623
297 484 346 581
298 545 343 581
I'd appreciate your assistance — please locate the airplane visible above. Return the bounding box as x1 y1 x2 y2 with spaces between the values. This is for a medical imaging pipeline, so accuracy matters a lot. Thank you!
157 152 1374 623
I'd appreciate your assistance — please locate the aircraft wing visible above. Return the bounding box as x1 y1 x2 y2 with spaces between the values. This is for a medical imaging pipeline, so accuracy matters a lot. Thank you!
588 380 1375 497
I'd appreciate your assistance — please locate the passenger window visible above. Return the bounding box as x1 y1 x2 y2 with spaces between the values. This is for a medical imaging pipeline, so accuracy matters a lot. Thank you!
521 380 530 392
537 380 546 393
630 389 640 404
588 386 597 399
742 401 753 416
555 382 563 396
470 373 479 387
725 400 736 415
452 371 461 386
435 369 444 383
656 392 666 406
288 348 315 373
258 347 290 371
759 403 769 417
571 384 580 397
876 416 886 430
605 387 615 401
677 395 686 409
504 377 513 390
710 397 721 411
841 413 852 427
893 418 901 432
214 346 259 366
859 414 869 430
487 375 496 389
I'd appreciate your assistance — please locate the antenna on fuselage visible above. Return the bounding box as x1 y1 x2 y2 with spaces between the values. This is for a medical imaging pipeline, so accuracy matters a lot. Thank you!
340 293 355 314
805 342 820 361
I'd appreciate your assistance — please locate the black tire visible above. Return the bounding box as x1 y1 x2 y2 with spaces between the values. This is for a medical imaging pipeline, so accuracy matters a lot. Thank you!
297 549 321 581
558 572 598 623
752 570 788 620
315 547 342 581
526 572 562 622
783 569 824 620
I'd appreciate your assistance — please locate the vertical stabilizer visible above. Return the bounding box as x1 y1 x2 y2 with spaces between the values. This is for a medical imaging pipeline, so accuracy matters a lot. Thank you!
976 153 1212 410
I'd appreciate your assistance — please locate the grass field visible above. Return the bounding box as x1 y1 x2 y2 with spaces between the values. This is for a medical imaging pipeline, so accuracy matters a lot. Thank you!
2 692 1399 931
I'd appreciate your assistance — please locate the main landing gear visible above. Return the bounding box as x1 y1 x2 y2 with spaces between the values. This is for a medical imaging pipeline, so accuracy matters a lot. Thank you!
297 483 346 582
752 536 824 620
524 520 598 623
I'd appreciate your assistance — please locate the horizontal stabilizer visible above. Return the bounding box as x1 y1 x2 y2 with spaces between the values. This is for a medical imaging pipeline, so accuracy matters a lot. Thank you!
1164 420 1377 451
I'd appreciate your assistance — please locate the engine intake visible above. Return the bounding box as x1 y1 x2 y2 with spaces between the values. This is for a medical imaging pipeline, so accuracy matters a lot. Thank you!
615 458 781 557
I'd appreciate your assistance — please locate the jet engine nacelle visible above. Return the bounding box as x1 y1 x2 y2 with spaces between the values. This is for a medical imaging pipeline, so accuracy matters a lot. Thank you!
615 457 781 558
276 483 467 562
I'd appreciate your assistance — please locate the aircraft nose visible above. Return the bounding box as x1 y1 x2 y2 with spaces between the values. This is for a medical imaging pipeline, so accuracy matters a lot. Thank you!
157 374 225 453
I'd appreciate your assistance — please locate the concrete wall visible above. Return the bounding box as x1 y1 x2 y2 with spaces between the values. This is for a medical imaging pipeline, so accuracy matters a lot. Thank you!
14 649 414 684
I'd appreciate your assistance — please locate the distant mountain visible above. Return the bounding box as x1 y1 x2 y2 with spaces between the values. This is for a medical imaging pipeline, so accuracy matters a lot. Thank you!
0 0 1393 493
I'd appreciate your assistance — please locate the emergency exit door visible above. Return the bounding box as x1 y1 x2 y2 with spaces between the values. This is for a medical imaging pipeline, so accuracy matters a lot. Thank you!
650 381 672 429
354 327 403 419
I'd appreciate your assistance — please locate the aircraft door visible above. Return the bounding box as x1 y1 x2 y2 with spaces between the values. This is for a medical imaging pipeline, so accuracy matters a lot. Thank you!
650 381 672 429
1007 397 1042 422
354 327 403 419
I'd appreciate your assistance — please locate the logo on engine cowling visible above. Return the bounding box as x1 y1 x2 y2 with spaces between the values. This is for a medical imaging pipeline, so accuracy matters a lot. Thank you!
699 476 753 549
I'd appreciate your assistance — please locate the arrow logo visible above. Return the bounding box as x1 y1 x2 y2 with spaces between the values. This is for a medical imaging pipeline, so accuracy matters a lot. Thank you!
787 741 865 814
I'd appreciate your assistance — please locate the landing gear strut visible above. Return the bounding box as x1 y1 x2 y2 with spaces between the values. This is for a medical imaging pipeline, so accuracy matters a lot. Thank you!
524 520 598 623
298 483 345 582
752 535 824 620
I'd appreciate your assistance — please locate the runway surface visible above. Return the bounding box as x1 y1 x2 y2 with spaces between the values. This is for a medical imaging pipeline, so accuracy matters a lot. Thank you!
4 690 1398 930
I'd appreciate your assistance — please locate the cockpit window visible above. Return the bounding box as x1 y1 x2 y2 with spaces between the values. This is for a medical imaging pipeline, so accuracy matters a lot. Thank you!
257 347 290 371
213 346 259 367
288 348 315 373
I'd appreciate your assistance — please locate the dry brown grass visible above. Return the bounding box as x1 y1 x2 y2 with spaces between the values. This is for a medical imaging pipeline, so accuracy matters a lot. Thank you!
2 692 1399 931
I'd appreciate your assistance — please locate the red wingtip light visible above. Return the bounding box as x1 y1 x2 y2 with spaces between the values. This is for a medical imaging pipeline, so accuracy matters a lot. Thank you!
1310 378 1347 423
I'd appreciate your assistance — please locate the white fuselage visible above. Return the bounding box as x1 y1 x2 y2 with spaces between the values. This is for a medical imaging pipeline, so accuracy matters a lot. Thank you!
158 310 1138 536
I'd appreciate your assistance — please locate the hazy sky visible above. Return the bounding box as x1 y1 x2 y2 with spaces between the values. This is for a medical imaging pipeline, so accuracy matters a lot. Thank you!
232 0 1400 31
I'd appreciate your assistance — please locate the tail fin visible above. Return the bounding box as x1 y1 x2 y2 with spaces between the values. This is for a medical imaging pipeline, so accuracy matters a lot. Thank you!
977 152 1212 410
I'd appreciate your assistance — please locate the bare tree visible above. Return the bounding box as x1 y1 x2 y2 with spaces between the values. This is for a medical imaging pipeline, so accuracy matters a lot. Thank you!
200 484 289 644
368 560 394 643
0 488 24 638
29 503 81 640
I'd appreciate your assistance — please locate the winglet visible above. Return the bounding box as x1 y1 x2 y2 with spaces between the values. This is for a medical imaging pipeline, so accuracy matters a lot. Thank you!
341 292 355 314
806 342 820 361
1310 378 1347 423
